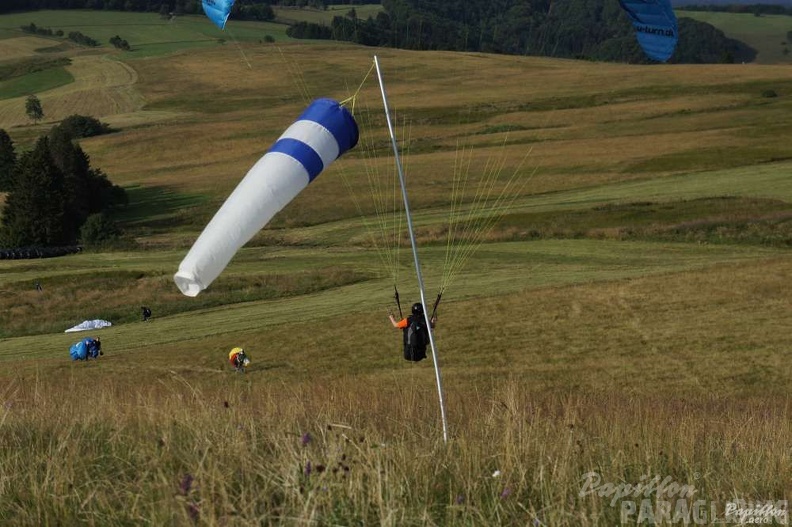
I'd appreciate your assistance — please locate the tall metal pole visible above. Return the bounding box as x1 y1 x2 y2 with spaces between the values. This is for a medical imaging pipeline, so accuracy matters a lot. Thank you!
374 55 449 443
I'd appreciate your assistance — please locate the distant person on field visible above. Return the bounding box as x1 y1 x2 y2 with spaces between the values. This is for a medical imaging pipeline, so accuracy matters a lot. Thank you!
388 302 436 362
228 347 250 373
34 281 42 292
142 306 152 322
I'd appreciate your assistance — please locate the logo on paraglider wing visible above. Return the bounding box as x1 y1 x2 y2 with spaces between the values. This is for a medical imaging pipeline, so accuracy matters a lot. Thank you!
634 25 675 38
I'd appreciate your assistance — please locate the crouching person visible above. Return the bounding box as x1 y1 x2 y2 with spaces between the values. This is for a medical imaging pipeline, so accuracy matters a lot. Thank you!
228 347 250 373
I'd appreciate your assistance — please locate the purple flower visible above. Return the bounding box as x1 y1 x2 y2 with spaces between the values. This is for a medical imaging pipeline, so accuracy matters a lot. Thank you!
187 501 200 522
455 494 465 505
301 433 312 447
304 461 312 476
179 474 193 496
500 487 512 499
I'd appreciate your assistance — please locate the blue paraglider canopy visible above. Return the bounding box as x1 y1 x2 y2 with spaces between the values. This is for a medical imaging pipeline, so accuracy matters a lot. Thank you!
70 337 102 361
202 0 236 30
619 0 679 62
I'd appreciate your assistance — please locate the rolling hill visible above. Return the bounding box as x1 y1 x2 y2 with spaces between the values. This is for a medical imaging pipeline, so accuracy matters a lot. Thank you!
679 10 792 63
0 10 790 525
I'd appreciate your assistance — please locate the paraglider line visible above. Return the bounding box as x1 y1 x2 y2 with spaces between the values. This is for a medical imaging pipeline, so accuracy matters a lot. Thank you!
225 27 252 70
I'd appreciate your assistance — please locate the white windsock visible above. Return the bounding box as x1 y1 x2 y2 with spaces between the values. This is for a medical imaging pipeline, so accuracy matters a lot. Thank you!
174 98 359 297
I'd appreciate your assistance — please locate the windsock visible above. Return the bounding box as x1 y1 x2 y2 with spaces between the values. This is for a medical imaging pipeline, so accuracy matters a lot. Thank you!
174 98 359 297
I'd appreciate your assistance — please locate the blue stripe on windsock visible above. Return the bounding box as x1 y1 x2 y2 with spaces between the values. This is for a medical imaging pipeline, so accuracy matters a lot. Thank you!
267 98 359 183
268 138 325 182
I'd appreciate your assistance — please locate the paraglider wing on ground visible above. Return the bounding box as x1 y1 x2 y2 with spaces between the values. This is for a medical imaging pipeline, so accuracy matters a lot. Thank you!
65 319 112 333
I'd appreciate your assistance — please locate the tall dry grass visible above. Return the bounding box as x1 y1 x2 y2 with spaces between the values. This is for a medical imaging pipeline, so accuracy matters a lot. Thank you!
1 374 789 526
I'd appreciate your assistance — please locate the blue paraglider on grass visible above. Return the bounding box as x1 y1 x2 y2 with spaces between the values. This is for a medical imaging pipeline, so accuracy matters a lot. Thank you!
619 0 679 62
70 337 102 360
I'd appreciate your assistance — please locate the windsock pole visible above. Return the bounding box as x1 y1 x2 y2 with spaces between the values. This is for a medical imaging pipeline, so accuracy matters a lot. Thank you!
373 55 449 443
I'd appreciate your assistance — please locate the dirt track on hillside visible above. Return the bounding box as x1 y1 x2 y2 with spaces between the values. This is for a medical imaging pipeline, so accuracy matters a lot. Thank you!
0 50 145 129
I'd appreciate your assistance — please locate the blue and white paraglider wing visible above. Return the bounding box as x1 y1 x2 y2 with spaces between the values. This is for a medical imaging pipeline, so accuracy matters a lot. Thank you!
174 98 359 297
619 0 678 62
202 0 235 30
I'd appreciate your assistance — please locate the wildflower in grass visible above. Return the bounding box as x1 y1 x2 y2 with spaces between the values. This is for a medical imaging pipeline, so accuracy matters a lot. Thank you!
492 470 501 478
301 432 311 446
179 473 194 496
500 487 512 499
187 501 200 522
455 494 465 505
304 461 312 476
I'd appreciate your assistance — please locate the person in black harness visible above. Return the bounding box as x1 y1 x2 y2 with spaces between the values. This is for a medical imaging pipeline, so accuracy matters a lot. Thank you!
141 306 152 322
388 302 436 362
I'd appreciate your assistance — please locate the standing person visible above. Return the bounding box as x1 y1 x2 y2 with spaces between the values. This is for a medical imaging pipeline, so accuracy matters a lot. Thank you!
141 306 152 322
388 302 436 362
34 281 42 292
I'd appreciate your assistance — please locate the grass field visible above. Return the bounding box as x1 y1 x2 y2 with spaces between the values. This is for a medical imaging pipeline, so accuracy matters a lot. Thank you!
0 9 791 525
680 11 792 64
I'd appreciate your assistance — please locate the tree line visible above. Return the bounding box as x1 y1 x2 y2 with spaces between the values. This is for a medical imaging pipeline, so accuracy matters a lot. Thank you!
1 0 759 63
1 0 276 22
0 116 127 249
306 0 756 63
0 0 378 13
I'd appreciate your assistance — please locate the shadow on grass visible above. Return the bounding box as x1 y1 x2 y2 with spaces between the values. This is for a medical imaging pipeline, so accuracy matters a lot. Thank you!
115 184 212 230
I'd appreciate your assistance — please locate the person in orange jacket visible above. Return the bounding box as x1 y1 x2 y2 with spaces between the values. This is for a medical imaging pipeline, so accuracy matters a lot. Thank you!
388 303 436 362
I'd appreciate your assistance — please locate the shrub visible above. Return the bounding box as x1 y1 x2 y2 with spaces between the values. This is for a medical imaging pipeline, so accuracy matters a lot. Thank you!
79 213 121 245
58 115 113 138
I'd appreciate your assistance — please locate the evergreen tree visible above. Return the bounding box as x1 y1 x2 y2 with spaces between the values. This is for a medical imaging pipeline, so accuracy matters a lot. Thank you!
1 137 70 247
0 130 16 192
48 126 91 236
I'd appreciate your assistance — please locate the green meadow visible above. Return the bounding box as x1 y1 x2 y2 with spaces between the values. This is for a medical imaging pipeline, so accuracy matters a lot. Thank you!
0 10 790 526
0 10 292 59
680 11 792 64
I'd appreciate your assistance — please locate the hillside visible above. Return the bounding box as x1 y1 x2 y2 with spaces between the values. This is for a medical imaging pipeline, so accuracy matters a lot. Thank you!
0 1 760 63
0 10 791 525
680 10 792 63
